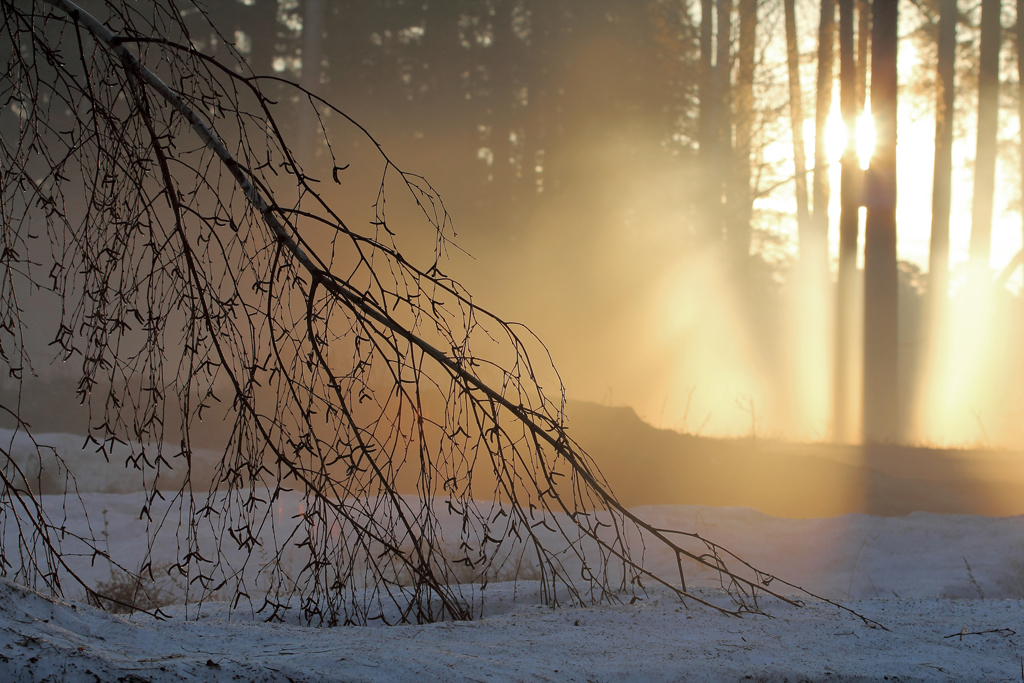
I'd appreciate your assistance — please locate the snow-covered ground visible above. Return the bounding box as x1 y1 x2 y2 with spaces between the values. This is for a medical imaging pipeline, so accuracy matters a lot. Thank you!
3 429 1024 681
1 497 1023 680
1 569 1023 681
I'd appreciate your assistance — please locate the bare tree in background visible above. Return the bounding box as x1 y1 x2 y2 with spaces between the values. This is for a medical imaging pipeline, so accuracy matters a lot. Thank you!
700 0 716 166
969 0 1002 275
0 0 883 627
915 0 959 437
812 0 837 266
731 0 759 264
988 0 1024 287
863 0 900 443
1017 0 1024 282
833 0 862 443
784 0 811 237
857 0 870 112
928 0 957 311
698 0 735 242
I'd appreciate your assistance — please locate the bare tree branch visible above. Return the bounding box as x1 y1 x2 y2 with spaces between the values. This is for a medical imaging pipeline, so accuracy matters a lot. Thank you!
0 0 882 629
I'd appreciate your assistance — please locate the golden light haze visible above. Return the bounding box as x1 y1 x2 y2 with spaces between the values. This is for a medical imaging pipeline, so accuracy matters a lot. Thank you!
238 1 1024 453
444 35 1024 449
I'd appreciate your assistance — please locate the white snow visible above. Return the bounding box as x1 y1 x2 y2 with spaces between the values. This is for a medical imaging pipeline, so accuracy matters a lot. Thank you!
2 572 1024 682
2 430 1024 680
1 499 1024 680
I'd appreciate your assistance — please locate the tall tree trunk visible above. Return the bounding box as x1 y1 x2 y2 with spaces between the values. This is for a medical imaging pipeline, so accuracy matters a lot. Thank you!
699 0 717 243
1018 0 1024 271
857 0 870 112
812 0 837 263
731 0 758 262
970 0 1002 273
712 0 734 243
929 0 957 306
834 0 861 442
784 0 811 236
863 0 899 443
700 0 715 158
919 0 958 434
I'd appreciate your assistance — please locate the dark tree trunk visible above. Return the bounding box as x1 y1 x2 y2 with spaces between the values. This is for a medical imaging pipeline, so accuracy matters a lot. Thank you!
812 0 837 264
834 0 861 442
863 0 899 443
700 0 715 159
969 0 1002 272
731 0 758 261
1019 0 1024 272
712 0 734 242
784 0 811 236
920 0 958 419
699 0 719 243
929 0 956 303
857 0 870 112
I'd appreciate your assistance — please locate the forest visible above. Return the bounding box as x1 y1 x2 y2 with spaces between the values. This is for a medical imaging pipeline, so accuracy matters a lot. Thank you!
179 0 1024 449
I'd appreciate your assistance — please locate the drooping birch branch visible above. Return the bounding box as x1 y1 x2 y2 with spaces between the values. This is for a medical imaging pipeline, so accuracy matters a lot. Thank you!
0 0 884 628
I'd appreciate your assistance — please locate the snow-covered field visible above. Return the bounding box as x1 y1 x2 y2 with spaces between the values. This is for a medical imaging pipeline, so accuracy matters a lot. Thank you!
2 577 1024 682
3 429 1024 681
1 498 1024 681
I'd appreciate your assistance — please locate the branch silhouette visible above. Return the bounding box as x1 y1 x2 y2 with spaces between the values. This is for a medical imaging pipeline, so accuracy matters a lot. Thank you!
0 0 881 628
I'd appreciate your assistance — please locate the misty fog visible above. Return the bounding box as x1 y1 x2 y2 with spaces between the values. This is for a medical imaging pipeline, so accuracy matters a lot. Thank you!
209 0 1024 447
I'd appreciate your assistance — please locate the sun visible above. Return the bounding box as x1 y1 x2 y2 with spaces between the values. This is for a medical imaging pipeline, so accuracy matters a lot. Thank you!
822 100 876 171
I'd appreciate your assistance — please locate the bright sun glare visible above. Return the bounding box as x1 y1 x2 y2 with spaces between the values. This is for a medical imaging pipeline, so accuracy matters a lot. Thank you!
820 101 876 171
855 110 876 171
